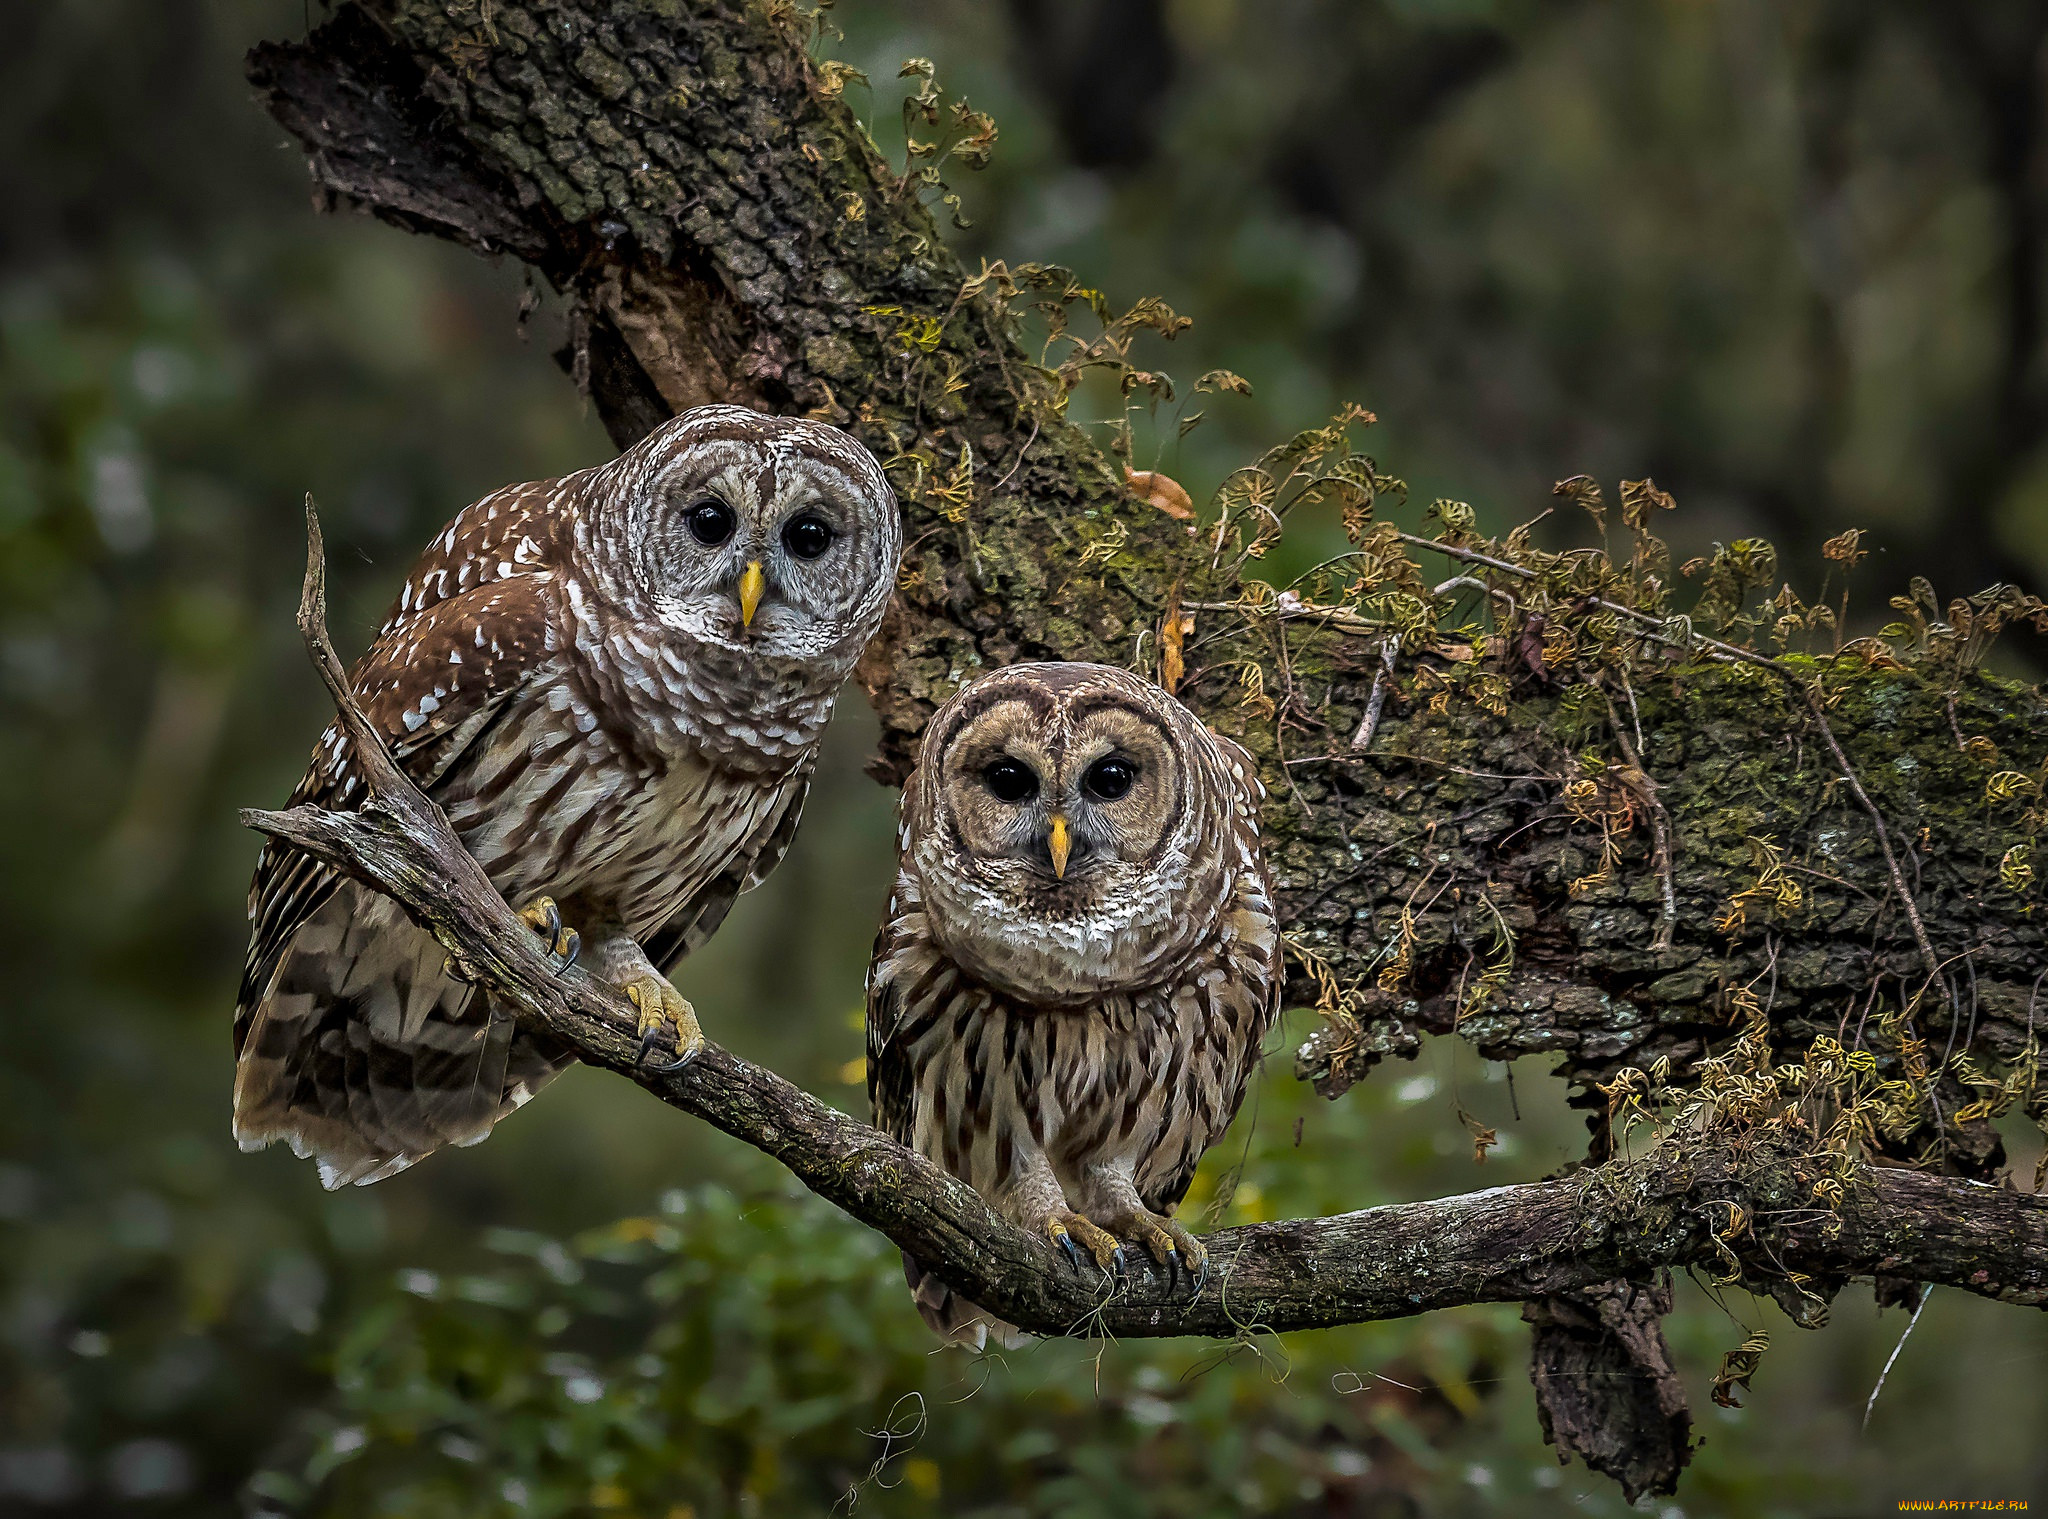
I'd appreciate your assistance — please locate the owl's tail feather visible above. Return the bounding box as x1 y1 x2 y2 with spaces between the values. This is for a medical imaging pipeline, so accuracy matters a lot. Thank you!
901 1253 1028 1351
233 887 573 1188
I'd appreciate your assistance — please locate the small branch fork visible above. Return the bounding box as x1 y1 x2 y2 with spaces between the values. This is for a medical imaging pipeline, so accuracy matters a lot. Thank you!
238 502 2048 1338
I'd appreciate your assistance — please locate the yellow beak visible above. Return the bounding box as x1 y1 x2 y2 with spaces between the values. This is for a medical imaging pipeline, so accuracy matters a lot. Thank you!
738 560 765 629
1047 814 1071 880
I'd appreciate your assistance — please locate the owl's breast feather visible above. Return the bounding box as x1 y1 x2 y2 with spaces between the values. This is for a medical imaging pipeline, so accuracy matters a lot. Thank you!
911 843 1233 1005
437 675 785 934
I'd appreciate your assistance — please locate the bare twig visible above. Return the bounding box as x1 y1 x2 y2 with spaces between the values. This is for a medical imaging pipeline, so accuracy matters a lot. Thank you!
1803 687 1947 999
1601 685 1679 952
1862 1284 1931 1433
988 418 1040 495
1349 637 1399 753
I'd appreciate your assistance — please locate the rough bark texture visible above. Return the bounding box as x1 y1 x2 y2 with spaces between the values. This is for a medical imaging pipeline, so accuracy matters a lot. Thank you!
1524 1276 1693 1502
247 0 2048 1493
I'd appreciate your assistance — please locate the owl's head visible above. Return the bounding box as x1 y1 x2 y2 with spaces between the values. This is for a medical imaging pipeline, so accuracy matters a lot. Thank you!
589 406 901 664
907 662 1255 1000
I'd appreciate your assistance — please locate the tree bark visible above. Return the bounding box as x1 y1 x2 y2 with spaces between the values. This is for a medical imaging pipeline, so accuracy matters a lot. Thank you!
1524 1276 1693 1502
245 0 2048 1486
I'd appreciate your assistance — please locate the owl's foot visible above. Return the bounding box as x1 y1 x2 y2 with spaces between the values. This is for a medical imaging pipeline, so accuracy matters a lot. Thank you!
1078 1202 1209 1295
625 974 703 1073
1043 1209 1127 1278
517 897 580 971
1129 1213 1209 1296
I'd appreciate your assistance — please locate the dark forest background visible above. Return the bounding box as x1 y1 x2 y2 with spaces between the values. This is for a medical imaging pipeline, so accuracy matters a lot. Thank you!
3 1 2045 1515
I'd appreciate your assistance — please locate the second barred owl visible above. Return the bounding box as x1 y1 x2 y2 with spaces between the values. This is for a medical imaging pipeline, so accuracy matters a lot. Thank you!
235 405 902 1187
866 662 1280 1343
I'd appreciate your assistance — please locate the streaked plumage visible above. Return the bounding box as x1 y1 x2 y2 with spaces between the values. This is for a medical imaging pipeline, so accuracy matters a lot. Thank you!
866 662 1279 1342
236 405 900 1187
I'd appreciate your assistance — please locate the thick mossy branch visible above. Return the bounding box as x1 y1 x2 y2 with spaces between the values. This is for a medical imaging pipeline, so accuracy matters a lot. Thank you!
1271 653 2045 1144
244 504 2048 1339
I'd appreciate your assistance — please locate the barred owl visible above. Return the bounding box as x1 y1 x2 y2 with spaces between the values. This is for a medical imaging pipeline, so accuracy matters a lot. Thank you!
866 662 1280 1342
235 405 901 1187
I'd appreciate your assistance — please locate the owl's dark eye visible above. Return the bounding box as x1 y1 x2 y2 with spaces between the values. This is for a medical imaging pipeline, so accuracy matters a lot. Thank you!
983 758 1038 803
781 512 834 560
1084 755 1137 801
685 499 736 547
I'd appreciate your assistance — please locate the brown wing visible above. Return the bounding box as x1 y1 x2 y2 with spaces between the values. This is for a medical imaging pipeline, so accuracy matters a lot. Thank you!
236 568 559 1053
864 942 916 1148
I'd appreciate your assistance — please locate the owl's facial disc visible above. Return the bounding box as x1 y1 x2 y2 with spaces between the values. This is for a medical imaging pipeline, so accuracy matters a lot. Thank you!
630 421 900 664
936 700 1180 891
917 676 1213 999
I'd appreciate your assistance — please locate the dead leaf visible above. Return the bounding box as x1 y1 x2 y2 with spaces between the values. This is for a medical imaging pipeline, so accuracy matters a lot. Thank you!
1710 1330 1770 1408
1126 467 1194 521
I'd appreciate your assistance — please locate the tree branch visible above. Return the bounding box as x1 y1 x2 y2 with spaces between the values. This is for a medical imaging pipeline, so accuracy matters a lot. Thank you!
242 502 2048 1340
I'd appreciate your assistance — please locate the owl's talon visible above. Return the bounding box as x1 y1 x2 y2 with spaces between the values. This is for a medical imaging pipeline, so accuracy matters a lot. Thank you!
646 1043 701 1074
517 896 580 971
1042 1210 1123 1275
633 1022 664 1068
1104 1210 1208 1297
1168 1223 1209 1297
626 976 703 1073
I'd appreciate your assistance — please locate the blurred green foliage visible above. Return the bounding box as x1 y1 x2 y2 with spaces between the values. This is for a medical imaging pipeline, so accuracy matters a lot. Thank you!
2 1 2045 1515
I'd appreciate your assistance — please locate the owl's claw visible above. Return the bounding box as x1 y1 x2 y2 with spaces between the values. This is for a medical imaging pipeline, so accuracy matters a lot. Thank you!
1167 1222 1209 1297
516 897 580 971
1043 1210 1123 1275
633 1022 664 1067
1165 1247 1210 1295
1110 1211 1210 1298
625 975 703 1073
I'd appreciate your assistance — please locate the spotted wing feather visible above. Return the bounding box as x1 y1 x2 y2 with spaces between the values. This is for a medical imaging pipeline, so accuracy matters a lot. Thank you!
235 568 558 1052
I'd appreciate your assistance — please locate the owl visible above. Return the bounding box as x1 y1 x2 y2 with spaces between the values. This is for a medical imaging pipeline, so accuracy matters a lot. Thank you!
866 662 1280 1341
235 405 902 1188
